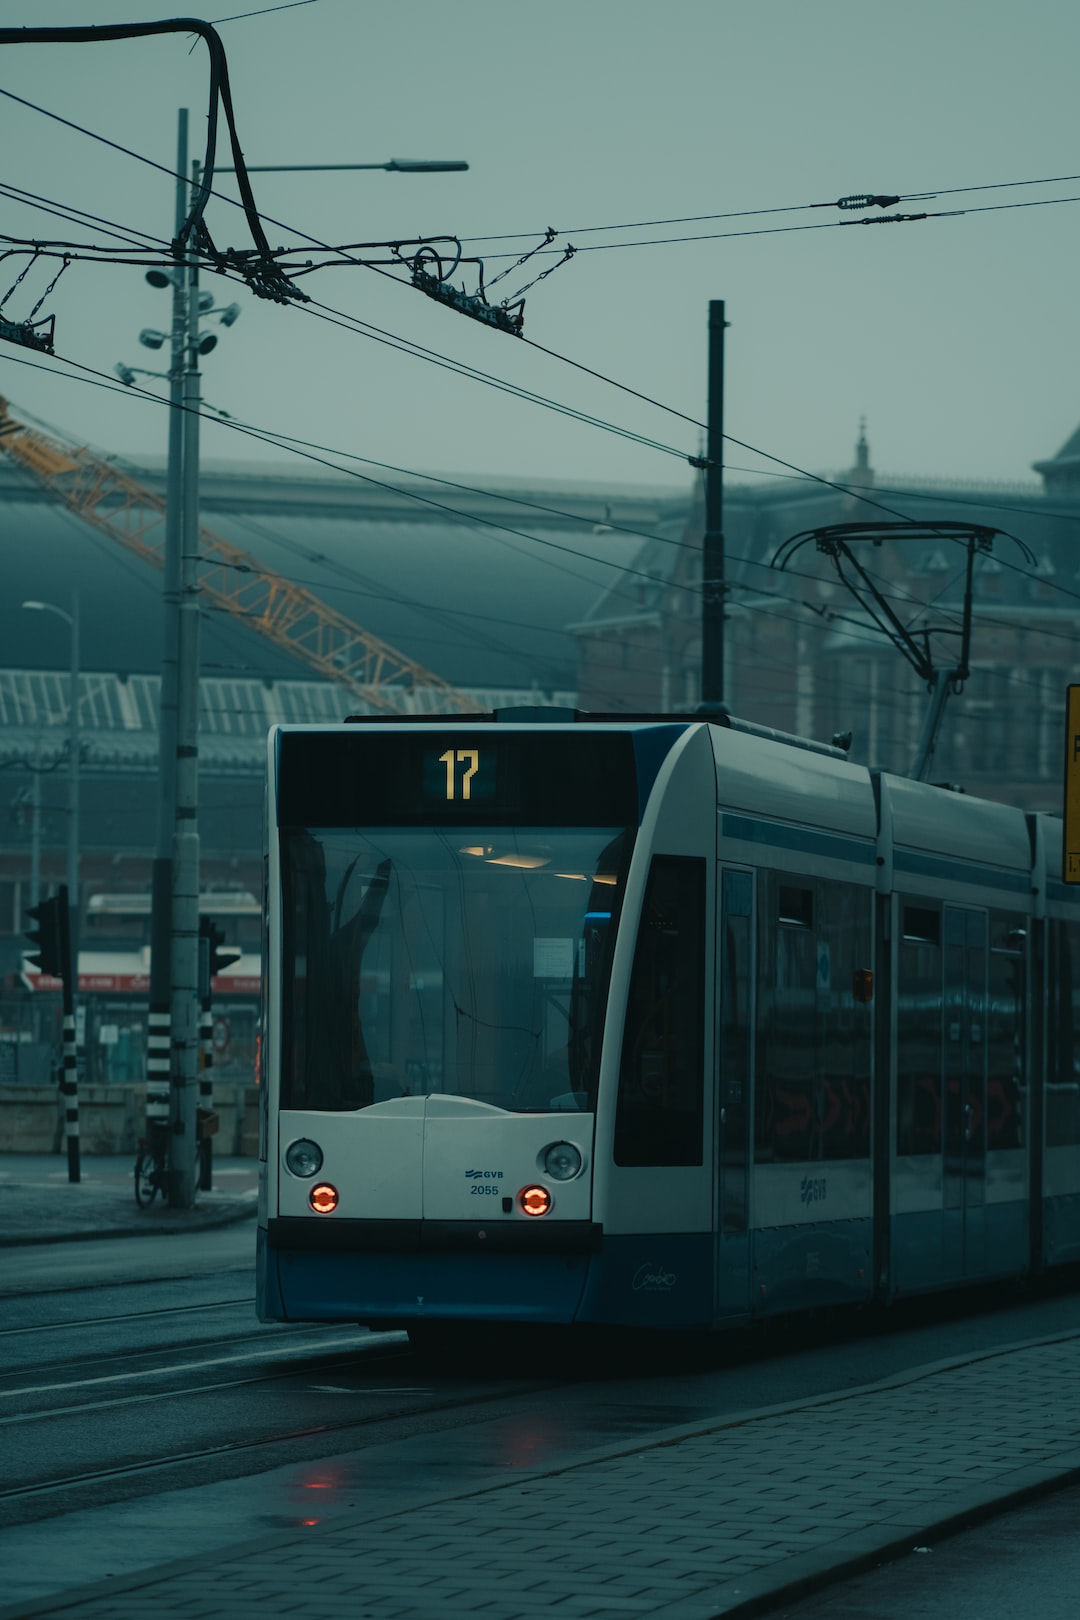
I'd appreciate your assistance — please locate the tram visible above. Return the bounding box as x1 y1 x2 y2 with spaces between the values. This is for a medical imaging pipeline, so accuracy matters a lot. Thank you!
256 710 1080 1334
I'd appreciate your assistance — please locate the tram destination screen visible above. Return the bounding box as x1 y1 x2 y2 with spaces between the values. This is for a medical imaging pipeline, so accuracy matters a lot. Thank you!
276 729 639 828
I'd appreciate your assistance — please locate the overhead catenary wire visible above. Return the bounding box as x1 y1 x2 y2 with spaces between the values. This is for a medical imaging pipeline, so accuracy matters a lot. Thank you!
5 335 1078 650
1 397 1069 740
459 167 1080 244
472 191 1080 259
210 1 323 24
2 81 1074 578
0 82 1074 508
4 69 1076 257
6 342 1077 709
0 183 173 253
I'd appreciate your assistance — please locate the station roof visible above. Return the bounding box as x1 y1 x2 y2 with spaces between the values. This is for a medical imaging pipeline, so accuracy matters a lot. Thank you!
0 452 686 692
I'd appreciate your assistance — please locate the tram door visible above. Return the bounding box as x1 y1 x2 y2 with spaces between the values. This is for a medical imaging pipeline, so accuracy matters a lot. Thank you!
716 868 753 1317
943 907 987 1278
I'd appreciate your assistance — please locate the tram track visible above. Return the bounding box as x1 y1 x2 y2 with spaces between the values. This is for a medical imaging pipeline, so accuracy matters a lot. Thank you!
0 1328 408 1406
0 1314 341 1386
0 1295 256 1340
0 1350 564 1509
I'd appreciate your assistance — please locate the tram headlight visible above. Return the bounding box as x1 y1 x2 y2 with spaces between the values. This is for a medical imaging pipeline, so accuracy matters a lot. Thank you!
542 1141 583 1182
285 1138 323 1178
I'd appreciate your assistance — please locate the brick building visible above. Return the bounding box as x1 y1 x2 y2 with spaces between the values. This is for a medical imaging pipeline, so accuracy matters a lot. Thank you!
572 424 1079 812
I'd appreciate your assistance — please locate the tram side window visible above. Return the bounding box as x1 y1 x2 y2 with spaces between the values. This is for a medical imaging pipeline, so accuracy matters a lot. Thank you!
756 877 816 1163
896 902 942 1157
1047 919 1080 1148
817 880 871 1159
987 911 1026 1152
614 856 705 1167
755 874 872 1164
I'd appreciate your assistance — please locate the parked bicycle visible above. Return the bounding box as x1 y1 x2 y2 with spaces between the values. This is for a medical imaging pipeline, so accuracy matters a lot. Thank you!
134 1119 211 1206
134 1123 169 1207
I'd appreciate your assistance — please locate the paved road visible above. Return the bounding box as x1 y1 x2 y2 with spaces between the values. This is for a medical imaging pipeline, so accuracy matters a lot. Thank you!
4 1216 1080 1617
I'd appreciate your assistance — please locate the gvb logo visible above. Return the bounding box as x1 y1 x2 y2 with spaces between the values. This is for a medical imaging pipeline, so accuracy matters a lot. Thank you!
800 1176 827 1206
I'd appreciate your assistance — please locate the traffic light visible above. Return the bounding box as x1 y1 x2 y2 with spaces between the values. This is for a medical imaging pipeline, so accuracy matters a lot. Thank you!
24 894 64 978
199 918 242 981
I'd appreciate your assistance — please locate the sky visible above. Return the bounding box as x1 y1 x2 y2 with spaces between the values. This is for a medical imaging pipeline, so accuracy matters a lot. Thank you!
1 0 1078 501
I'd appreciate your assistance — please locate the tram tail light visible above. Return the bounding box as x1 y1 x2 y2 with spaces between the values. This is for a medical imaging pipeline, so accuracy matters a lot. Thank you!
518 1184 552 1217
309 1183 339 1213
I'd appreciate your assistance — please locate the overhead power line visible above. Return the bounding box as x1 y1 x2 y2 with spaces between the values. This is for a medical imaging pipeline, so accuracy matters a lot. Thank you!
7 338 1080 686
460 168 1080 244
1 84 1073 568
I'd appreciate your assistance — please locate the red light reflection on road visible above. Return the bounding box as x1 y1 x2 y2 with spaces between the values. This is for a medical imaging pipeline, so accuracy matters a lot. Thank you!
496 1416 568 1469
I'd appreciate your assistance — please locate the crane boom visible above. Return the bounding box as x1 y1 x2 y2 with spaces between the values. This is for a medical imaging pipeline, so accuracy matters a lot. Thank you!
0 398 474 715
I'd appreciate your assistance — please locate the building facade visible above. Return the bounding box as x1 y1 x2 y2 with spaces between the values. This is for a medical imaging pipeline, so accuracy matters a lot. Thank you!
572 425 1080 814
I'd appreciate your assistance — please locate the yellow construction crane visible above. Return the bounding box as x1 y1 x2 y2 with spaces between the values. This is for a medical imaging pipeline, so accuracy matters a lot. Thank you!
0 397 474 716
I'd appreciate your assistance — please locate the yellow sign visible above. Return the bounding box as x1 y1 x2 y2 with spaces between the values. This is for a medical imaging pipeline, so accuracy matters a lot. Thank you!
1066 686 1080 883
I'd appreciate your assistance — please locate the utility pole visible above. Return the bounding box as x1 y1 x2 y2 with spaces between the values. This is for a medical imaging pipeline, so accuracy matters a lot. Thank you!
29 734 42 907
147 108 188 1165
168 150 204 1210
66 591 80 961
700 300 727 708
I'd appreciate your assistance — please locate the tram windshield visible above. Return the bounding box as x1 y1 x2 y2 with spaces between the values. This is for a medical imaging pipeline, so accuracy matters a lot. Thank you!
281 825 630 1114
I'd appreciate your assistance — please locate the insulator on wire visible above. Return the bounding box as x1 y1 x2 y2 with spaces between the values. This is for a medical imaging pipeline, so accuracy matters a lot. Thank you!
836 193 901 210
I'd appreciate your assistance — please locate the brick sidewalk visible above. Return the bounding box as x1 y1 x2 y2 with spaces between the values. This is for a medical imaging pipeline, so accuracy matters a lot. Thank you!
11 1328 1080 1620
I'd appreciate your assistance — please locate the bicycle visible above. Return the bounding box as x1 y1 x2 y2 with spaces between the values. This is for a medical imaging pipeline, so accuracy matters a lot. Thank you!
134 1122 169 1207
134 1122 210 1206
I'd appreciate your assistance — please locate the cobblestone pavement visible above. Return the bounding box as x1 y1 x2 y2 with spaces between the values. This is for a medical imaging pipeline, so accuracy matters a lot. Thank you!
9 1327 1080 1620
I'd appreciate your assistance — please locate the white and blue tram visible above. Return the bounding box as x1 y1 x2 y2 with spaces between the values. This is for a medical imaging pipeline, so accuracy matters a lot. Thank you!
256 711 1080 1333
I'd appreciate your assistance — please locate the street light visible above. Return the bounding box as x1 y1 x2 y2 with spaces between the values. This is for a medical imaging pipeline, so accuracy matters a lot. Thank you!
20 596 80 948
113 113 246 1210
134 137 467 1207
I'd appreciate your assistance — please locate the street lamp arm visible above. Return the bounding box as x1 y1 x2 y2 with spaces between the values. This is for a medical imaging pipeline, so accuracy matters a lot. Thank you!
21 599 73 627
220 160 469 174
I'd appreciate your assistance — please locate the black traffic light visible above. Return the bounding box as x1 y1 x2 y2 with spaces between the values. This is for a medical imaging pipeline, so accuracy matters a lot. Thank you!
24 892 66 979
199 918 242 982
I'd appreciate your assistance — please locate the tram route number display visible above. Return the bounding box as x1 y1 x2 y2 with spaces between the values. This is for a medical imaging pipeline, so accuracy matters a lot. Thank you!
276 728 638 828
435 748 480 802
419 743 502 810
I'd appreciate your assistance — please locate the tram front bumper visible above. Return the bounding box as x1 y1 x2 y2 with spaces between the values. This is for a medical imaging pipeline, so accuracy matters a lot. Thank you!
258 1218 602 1325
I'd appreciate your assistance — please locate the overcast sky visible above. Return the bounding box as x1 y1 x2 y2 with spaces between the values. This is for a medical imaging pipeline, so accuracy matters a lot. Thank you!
1 0 1078 500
